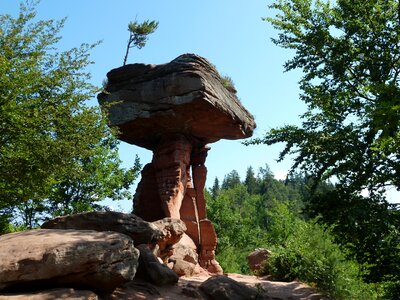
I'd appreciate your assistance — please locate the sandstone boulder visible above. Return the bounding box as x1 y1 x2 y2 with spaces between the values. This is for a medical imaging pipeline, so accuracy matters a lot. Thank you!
168 233 199 276
199 275 259 300
98 53 256 150
152 218 187 254
0 229 139 293
41 211 161 245
247 248 271 274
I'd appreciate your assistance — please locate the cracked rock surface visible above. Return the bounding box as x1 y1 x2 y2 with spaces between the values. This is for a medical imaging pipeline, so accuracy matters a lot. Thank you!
98 53 256 150
42 211 162 245
0 229 139 293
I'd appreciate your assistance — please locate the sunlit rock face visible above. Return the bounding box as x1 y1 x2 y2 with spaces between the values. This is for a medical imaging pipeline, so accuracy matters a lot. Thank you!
0 229 139 293
98 53 255 149
98 53 256 274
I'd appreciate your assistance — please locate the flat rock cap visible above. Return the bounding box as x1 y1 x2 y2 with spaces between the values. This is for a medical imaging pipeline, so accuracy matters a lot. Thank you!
98 54 256 150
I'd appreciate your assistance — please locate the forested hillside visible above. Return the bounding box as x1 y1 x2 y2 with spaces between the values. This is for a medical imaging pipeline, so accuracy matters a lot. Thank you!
207 166 400 299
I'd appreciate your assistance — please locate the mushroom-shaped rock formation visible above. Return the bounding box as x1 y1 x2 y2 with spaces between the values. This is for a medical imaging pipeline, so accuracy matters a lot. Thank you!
98 54 256 274
98 54 255 149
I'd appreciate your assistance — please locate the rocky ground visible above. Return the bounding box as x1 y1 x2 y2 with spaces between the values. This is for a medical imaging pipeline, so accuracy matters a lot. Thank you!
0 275 326 300
0 212 327 300
105 273 326 300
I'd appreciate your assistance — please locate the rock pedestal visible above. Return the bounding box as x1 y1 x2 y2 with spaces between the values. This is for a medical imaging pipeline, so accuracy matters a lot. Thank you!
133 135 222 273
98 53 256 274
152 134 192 220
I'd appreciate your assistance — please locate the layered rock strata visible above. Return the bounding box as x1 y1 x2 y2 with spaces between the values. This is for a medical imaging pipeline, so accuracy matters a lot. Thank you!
98 53 256 274
0 229 139 293
41 211 162 244
98 54 255 149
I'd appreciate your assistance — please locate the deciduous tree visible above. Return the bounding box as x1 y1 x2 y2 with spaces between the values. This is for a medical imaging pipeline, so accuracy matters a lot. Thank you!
0 1 139 228
252 0 400 294
252 0 400 198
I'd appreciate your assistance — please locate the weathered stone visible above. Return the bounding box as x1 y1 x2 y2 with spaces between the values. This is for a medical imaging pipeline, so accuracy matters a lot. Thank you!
136 244 179 286
170 233 198 265
171 259 197 277
199 275 259 300
198 220 223 274
134 142 221 274
0 229 139 293
133 163 164 221
168 233 199 276
133 134 193 221
152 135 192 219
152 218 187 256
98 53 257 275
247 248 271 273
190 146 209 220
98 54 255 150
41 211 161 245
0 288 98 300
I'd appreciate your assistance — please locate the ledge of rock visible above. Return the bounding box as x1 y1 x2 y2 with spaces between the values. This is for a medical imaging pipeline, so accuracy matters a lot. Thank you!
41 211 162 245
98 53 256 150
0 229 139 293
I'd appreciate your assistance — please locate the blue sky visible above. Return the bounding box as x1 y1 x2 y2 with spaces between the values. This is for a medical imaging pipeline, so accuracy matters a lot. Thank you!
3 0 308 209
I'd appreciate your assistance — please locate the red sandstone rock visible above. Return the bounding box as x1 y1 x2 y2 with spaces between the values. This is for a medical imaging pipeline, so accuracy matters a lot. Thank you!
198 220 223 274
152 218 187 255
191 146 209 220
98 54 256 275
168 233 199 276
247 248 271 273
98 54 255 150
41 211 162 245
133 163 164 221
152 135 192 219
0 229 139 293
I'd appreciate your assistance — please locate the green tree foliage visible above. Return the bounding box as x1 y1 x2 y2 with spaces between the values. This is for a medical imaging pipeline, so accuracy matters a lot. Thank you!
245 1 400 296
207 167 383 299
0 2 139 229
210 177 220 199
244 166 259 194
263 200 376 300
308 191 400 295
221 169 241 190
46 153 141 217
206 183 267 274
252 0 400 198
122 19 159 65
207 166 308 273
